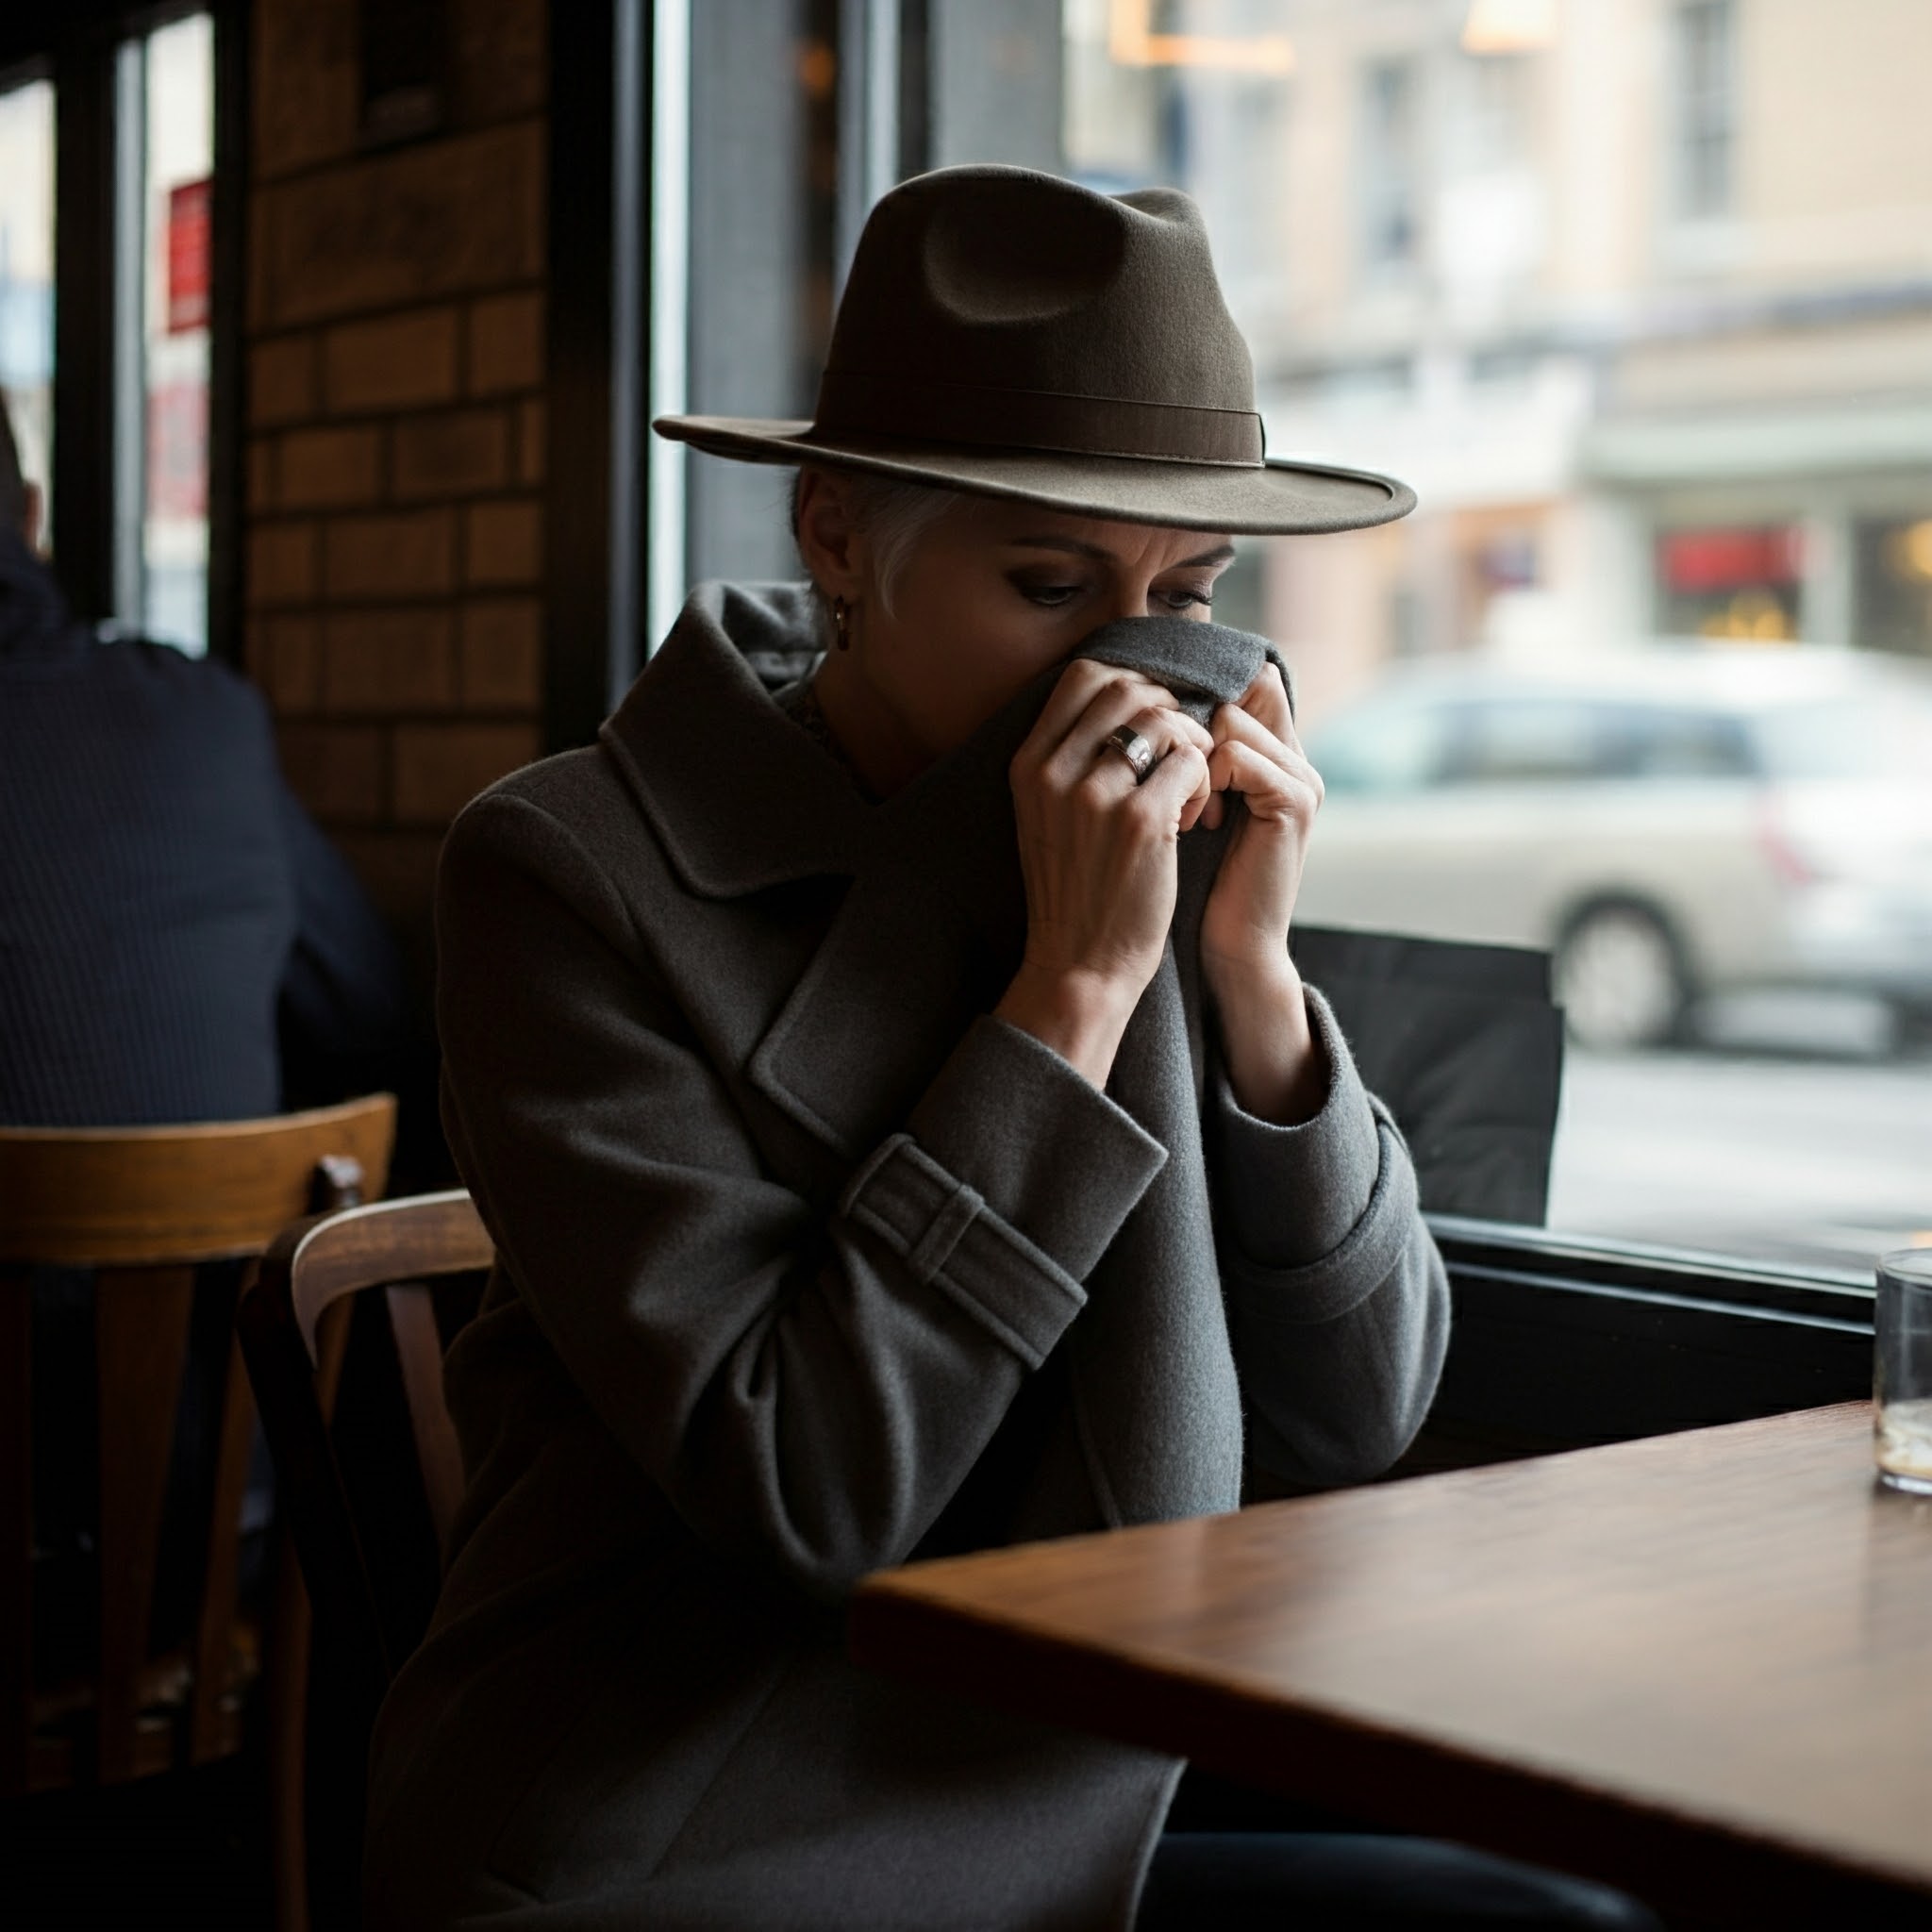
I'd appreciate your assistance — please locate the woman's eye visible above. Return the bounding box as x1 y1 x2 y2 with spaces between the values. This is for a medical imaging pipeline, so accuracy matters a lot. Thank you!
1158 587 1214 612
1014 581 1083 608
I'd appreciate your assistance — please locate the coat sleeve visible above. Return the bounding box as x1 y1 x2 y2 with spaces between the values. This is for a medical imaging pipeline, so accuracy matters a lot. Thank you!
1206 987 1451 1488
436 790 1169 1601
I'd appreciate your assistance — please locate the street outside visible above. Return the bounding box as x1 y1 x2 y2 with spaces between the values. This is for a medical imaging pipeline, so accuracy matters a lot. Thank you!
1546 996 1932 1274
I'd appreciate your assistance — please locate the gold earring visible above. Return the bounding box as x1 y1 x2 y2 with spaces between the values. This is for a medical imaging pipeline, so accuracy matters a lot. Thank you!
831 595 852 651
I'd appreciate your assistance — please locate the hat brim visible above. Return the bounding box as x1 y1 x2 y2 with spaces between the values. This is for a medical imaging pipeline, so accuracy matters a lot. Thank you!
653 415 1415 536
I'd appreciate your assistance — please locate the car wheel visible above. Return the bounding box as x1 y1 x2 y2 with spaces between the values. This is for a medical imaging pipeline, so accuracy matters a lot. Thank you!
1554 902 1688 1052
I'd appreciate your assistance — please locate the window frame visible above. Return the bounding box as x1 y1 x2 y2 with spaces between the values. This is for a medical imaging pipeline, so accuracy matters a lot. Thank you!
2 0 243 662
1427 1214 1871 1451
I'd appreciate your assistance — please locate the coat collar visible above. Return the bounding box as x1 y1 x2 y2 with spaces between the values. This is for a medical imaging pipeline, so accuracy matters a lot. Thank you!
599 581 873 896
602 583 1036 1161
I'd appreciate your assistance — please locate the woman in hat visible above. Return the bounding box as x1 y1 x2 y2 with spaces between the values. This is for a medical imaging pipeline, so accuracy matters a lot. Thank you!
366 168 1657 1930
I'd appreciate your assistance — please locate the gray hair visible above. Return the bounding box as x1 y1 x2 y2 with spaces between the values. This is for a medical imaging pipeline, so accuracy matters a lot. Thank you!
791 467 963 623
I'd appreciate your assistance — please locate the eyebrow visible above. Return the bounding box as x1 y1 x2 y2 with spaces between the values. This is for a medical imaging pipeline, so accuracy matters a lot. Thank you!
1008 535 1238 570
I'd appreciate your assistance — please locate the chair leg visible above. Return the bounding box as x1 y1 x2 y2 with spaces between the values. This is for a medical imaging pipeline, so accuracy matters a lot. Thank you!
266 1541 312 1932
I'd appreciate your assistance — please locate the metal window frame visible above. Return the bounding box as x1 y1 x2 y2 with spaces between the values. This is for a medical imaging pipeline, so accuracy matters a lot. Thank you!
546 0 911 754
1429 1215 1872 1449
544 0 671 753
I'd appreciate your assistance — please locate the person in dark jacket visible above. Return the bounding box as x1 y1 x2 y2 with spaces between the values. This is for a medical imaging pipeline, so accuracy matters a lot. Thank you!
0 400 411 1130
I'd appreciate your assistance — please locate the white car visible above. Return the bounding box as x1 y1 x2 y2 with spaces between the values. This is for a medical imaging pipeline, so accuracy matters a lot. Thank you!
1296 647 1932 1049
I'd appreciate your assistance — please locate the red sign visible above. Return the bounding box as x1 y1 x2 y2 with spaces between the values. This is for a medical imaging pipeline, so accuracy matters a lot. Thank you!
1658 525 1804 594
165 178 212 335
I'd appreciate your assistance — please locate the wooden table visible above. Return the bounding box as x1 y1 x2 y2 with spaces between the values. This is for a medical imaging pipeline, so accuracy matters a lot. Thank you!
851 1404 1932 1929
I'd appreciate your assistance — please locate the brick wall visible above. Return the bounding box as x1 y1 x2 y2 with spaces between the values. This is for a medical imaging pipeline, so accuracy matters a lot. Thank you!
242 0 547 974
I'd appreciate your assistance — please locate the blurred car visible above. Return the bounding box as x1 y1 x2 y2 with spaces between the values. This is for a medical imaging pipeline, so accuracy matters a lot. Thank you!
1296 646 1932 1050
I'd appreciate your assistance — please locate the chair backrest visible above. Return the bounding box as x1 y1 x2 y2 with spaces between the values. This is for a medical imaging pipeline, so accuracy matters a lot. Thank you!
237 1191 493 1711
0 1094 397 1796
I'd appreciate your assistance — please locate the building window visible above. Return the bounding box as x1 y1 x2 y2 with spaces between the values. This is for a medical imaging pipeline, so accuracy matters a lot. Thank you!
1447 47 1528 175
1359 58 1420 275
0 72 55 548
1673 0 1736 223
1854 516 1932 658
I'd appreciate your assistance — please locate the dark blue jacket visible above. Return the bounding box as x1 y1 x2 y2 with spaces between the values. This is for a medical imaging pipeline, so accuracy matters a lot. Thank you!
0 526 408 1126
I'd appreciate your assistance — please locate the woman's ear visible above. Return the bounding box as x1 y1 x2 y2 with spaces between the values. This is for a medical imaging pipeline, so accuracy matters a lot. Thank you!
794 467 866 604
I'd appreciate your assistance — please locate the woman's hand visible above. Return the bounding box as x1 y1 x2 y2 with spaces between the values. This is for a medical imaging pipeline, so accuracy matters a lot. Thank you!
995 659 1213 1089
1198 662 1328 1124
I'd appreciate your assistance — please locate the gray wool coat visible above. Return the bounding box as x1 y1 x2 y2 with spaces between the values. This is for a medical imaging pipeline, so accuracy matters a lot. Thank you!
365 583 1450 1931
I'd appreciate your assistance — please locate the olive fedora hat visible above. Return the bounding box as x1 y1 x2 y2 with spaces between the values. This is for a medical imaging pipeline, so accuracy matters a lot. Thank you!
653 164 1414 536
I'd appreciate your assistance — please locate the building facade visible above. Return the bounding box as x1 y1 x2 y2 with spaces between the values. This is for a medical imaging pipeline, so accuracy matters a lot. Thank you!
1068 0 1932 717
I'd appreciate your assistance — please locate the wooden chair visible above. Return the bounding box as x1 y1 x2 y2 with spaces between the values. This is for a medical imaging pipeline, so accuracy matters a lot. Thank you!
237 1189 493 1928
0 1093 397 1800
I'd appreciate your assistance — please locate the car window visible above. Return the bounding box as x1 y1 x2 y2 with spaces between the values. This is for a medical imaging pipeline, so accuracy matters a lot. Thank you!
1308 698 1449 794
1604 707 1757 778
1440 700 1608 784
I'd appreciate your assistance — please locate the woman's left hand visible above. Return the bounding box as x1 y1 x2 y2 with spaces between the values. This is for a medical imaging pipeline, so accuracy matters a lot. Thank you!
1197 661 1328 1124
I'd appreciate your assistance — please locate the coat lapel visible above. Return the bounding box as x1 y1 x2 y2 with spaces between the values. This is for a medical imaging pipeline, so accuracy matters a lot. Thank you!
746 704 1032 1157
599 582 871 899
601 583 1027 1159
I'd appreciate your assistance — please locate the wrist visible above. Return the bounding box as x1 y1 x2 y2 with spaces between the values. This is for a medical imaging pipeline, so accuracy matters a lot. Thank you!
1202 941 1302 1009
1208 955 1324 1125
994 961 1141 1091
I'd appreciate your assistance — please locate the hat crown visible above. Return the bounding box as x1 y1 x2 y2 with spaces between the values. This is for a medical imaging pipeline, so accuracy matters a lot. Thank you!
823 167 1257 421
650 162 1415 536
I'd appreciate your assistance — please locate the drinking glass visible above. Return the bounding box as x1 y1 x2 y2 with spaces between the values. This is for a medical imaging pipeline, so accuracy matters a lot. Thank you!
1875 1248 1932 1494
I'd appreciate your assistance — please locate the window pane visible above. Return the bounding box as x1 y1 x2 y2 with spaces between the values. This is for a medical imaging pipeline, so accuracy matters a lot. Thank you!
682 0 839 591
130 12 214 654
1359 58 1420 275
0 75 55 551
1674 0 1735 222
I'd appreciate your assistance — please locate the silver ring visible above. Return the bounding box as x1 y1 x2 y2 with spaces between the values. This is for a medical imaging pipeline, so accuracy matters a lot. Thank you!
1102 724 1157 784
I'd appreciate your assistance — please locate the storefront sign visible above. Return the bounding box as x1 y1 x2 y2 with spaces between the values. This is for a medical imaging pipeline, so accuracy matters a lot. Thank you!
165 178 211 335
1658 525 1803 594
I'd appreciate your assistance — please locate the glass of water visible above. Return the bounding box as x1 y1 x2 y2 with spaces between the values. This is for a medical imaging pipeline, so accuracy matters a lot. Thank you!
1875 1249 1932 1494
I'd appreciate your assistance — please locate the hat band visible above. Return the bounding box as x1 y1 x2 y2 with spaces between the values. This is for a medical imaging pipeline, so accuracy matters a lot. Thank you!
813 371 1265 468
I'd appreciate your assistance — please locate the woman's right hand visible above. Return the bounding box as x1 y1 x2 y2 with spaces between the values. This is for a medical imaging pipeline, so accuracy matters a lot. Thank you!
993 660 1214 1089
